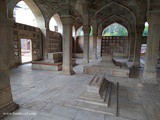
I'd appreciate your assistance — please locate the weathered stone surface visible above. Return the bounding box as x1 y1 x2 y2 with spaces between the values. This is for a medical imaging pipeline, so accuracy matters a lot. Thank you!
32 59 76 71
32 61 62 71
83 61 130 78
45 52 62 63
0 1 18 118
70 72 119 116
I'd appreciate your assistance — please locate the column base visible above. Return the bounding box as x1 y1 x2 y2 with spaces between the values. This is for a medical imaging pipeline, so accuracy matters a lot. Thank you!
0 102 19 119
142 72 158 84
62 70 75 76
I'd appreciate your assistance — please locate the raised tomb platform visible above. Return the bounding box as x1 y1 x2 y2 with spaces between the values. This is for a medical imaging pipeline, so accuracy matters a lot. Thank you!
32 52 76 71
32 61 62 71
66 73 119 116
84 57 130 78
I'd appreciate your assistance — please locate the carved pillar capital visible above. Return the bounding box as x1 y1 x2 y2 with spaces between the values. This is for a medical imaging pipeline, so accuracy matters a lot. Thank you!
60 15 75 26
82 25 90 34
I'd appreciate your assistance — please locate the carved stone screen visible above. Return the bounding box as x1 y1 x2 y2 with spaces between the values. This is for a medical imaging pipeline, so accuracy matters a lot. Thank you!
13 23 42 65
101 36 128 56
47 31 62 53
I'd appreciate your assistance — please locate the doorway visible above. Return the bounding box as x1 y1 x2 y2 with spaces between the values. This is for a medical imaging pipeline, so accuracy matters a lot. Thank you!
21 39 32 63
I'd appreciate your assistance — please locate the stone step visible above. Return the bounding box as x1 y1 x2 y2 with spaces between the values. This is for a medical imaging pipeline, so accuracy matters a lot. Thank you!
87 73 106 95
104 82 112 106
65 83 119 117
78 80 113 107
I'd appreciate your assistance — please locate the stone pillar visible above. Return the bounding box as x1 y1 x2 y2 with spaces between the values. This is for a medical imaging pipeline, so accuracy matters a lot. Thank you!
98 25 103 58
61 15 75 75
127 33 131 57
92 33 98 60
7 19 16 68
128 32 136 62
142 13 160 84
0 1 18 118
83 25 90 63
42 18 50 60
73 30 77 54
133 25 144 67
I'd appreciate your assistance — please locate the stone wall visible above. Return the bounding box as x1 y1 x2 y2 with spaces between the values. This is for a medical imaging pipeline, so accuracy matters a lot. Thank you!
46 31 62 53
75 36 147 57
12 23 42 66
101 36 128 56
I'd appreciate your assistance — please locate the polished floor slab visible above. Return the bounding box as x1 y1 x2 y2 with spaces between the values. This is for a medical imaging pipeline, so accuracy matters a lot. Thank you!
1 59 160 120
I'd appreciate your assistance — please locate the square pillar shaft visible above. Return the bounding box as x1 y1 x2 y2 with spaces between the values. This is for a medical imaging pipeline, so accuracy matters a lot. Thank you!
134 25 144 67
83 26 90 63
128 32 136 62
92 34 98 60
0 1 18 118
61 15 75 75
142 13 160 84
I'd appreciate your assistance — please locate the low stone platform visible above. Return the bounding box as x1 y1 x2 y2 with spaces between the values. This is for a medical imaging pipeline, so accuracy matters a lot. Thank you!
45 52 62 63
112 58 129 69
32 61 62 71
66 73 119 116
32 59 76 71
83 62 130 78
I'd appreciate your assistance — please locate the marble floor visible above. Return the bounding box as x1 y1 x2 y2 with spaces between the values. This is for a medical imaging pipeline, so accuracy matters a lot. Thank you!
1 59 160 120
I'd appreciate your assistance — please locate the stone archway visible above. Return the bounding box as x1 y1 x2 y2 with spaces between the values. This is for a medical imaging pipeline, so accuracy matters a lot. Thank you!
100 15 131 35
93 1 136 31
7 0 45 30
49 13 63 34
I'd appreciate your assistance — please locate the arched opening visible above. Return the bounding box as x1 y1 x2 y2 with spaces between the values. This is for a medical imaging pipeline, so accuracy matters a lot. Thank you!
76 26 93 37
141 22 149 63
72 26 76 37
101 23 128 58
102 23 128 36
77 26 84 36
75 26 93 57
143 22 149 36
13 1 37 27
13 1 38 64
49 14 63 34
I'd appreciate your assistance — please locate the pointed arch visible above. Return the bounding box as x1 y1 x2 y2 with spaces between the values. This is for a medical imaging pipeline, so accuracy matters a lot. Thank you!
100 15 131 34
49 13 63 34
7 0 45 30
102 23 128 36
94 1 135 19
93 2 136 30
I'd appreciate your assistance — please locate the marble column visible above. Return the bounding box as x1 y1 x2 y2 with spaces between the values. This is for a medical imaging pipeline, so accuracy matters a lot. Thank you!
134 25 144 67
92 33 98 60
61 15 75 75
128 32 136 62
142 13 160 84
0 0 18 118
83 26 90 63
